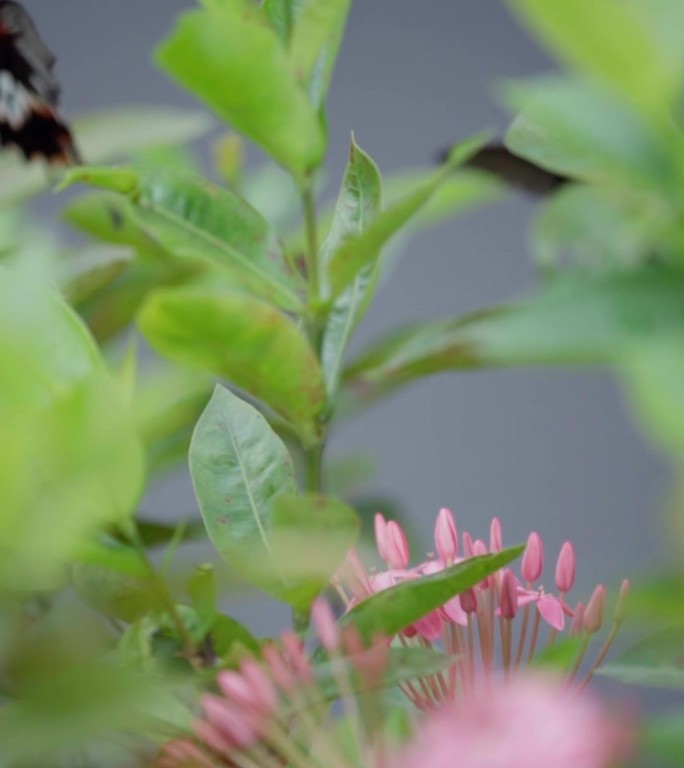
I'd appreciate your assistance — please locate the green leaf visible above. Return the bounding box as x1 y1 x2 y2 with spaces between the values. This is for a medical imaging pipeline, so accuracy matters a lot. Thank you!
0 661 178 762
270 493 360 609
642 710 684 766
156 2 325 179
326 135 488 298
598 626 684 688
138 287 325 445
508 0 683 112
189 385 298 599
504 77 674 191
289 0 351 106
0 266 145 590
341 546 524 643
344 267 684 410
320 138 382 398
60 246 134 305
213 614 260 657
65 167 303 311
532 183 674 270
622 339 684 460
71 563 160 623
188 564 217 630
262 0 305 43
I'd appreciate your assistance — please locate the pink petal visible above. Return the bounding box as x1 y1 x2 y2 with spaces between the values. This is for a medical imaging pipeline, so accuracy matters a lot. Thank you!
537 594 565 631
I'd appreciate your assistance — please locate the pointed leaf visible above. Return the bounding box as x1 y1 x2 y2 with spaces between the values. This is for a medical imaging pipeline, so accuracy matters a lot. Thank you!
138 287 325 445
156 3 325 179
341 546 524 643
326 135 488 298
320 138 382 397
189 385 298 598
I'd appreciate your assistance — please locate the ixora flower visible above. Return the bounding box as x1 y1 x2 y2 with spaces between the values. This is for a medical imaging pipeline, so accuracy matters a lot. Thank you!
157 603 632 768
394 674 633 768
334 508 630 709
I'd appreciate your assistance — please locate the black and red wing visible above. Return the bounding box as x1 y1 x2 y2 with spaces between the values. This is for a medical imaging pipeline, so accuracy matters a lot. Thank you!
0 1 80 163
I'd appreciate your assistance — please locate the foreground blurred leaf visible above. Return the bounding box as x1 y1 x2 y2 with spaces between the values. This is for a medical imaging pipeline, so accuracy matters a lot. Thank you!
189 385 298 599
0 106 212 206
532 183 673 270
157 1 325 179
505 77 675 191
642 710 684 766
599 626 684 687
65 166 303 310
139 287 325 444
0 266 145 589
341 546 524 643
320 138 382 398
0 660 178 762
60 245 134 305
270 493 360 609
508 0 683 113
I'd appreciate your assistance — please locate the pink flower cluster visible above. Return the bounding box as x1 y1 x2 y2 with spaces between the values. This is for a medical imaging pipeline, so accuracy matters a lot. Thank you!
158 601 632 768
334 509 629 708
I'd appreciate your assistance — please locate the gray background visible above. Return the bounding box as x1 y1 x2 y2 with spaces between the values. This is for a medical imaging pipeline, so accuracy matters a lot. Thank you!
28 0 673 707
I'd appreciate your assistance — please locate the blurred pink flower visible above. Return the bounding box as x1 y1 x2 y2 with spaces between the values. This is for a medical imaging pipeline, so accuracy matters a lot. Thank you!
334 509 629 709
394 675 633 768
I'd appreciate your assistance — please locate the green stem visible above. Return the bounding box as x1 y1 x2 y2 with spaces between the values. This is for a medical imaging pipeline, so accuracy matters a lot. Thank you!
127 524 196 659
302 183 320 305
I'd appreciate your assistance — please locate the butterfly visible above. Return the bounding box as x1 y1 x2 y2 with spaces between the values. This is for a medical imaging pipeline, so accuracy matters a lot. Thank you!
437 142 568 197
0 1 80 163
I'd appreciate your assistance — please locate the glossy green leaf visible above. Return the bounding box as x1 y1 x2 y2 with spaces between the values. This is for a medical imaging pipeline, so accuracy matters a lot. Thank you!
504 77 674 190
270 493 360 609
598 626 684 687
138 286 325 444
320 138 382 397
65 166 303 310
289 0 351 106
189 385 298 598
508 0 682 112
326 135 488 298
341 546 524 643
156 2 325 179
213 614 261 657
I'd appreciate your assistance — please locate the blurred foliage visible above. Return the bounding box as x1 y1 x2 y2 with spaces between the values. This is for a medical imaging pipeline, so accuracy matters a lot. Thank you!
0 0 683 763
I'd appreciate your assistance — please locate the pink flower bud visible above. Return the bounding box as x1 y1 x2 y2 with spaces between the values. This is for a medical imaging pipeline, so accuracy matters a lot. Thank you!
521 532 544 583
460 588 478 614
570 602 585 635
614 579 630 625
385 521 410 569
490 517 503 552
435 507 458 563
262 643 294 691
201 695 258 748
281 630 313 684
193 720 232 754
238 658 277 715
374 513 388 561
555 542 576 593
311 599 339 652
499 569 518 619
583 585 606 634
462 531 474 557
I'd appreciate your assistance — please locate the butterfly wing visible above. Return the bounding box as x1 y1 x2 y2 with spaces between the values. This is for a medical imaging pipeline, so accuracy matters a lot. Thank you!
0 1 80 163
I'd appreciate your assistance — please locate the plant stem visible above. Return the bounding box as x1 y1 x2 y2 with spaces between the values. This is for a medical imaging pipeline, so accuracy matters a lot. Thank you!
305 441 325 494
302 183 320 305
